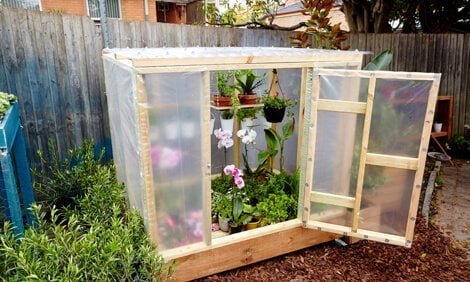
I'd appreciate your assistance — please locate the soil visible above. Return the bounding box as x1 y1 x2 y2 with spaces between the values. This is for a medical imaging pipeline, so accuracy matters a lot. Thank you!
199 159 470 281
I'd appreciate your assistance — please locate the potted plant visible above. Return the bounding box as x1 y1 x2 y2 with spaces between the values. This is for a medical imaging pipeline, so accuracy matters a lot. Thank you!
220 110 234 132
434 115 443 132
212 71 236 106
262 93 295 123
235 70 266 105
214 192 232 232
236 107 259 130
244 204 261 230
229 197 252 234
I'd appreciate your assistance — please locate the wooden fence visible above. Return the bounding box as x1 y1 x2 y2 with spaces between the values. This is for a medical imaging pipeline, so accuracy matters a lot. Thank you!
0 8 291 166
345 33 470 136
0 7 469 166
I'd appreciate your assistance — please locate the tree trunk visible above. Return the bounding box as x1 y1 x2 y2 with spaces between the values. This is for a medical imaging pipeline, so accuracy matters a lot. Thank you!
342 0 372 33
372 0 393 33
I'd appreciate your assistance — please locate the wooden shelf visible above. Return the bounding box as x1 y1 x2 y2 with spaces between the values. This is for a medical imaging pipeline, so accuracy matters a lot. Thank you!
210 103 264 111
431 131 448 138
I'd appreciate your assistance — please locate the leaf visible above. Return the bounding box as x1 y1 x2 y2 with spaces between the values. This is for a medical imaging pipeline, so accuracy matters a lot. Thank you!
232 196 243 220
282 117 295 140
264 128 279 150
364 49 393 71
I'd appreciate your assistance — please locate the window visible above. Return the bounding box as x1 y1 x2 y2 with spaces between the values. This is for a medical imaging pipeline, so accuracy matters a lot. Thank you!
0 0 41 10
87 0 120 19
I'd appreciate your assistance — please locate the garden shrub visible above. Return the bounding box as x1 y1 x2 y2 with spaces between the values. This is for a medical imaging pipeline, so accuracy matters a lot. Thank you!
0 142 169 281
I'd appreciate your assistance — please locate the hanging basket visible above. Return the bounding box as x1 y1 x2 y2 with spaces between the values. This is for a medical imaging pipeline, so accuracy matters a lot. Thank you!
263 106 286 123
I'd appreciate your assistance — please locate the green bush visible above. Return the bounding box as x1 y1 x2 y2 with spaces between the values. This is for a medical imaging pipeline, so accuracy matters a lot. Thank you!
256 193 297 227
0 142 169 280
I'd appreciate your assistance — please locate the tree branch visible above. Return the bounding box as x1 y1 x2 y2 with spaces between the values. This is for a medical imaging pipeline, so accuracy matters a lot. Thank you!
208 21 307 31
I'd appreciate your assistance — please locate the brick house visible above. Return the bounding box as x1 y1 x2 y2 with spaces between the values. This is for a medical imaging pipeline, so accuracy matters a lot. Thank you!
0 0 197 23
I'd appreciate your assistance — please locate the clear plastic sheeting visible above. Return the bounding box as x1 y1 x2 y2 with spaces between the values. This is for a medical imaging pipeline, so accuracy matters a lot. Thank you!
103 60 145 214
319 75 368 102
144 72 204 251
312 112 364 197
368 79 432 158
359 166 415 236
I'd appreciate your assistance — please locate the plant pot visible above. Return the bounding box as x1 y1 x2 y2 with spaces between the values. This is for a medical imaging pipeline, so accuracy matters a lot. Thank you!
218 214 230 232
434 123 443 132
212 95 232 107
220 117 234 132
264 106 286 123
239 93 257 105
229 224 243 234
241 118 254 130
246 218 260 230
181 122 196 138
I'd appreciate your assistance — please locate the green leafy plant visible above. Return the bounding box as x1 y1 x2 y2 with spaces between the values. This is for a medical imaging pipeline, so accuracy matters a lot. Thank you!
257 117 295 172
261 95 295 110
235 107 259 122
216 71 236 97
256 193 297 227
449 134 470 158
221 110 234 120
230 196 252 228
364 49 393 71
214 192 233 220
234 70 266 94
0 92 17 118
0 142 170 280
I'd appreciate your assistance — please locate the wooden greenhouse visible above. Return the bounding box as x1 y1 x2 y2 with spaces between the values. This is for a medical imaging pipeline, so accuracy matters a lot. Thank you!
102 47 440 280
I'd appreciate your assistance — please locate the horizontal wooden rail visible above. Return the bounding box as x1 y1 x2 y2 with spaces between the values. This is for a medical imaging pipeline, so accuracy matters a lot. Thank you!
317 99 366 114
365 153 418 170
310 191 355 208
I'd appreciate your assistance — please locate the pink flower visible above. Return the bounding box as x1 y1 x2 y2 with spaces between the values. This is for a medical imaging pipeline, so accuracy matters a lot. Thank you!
234 176 245 189
218 137 233 149
224 165 235 175
232 168 242 178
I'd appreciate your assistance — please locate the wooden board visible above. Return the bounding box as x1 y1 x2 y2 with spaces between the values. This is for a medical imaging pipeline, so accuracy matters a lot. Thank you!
170 226 340 281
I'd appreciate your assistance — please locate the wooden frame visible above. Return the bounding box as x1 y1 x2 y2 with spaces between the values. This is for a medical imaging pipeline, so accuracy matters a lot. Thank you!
102 48 440 280
302 68 441 247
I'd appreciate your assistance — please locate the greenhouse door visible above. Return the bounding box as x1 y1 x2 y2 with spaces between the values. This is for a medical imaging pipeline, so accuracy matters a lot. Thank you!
301 68 440 247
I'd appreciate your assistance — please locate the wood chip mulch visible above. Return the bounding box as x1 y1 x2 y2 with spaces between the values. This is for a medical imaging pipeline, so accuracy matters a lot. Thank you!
200 218 469 281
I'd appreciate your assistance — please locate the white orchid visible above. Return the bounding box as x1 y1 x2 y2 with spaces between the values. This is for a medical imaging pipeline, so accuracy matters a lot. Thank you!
215 128 234 149
237 129 257 144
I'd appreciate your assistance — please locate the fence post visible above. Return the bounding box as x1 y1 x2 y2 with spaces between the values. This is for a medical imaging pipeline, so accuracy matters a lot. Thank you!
99 0 110 48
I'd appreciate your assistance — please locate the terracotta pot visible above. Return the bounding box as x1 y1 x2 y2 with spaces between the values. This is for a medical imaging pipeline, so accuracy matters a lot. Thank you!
246 218 260 230
264 106 286 123
239 93 258 105
212 95 232 106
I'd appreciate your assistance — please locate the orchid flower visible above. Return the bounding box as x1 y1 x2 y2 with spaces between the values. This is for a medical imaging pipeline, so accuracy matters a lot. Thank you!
237 129 257 144
223 164 245 189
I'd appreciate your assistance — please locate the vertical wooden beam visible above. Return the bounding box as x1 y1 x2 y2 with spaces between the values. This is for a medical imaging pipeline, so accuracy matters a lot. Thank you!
301 69 320 224
296 68 307 168
202 71 212 246
135 74 158 243
351 76 376 232
405 75 441 246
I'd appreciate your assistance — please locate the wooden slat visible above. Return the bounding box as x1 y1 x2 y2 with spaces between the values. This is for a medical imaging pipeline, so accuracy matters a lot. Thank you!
135 74 158 243
405 76 441 245
296 68 308 168
310 191 355 208
351 77 376 232
317 99 367 114
302 69 320 224
365 153 419 170
202 72 212 247
307 221 407 247
171 224 339 281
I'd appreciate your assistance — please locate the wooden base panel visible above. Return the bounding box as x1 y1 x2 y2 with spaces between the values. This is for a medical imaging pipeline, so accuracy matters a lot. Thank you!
169 227 339 281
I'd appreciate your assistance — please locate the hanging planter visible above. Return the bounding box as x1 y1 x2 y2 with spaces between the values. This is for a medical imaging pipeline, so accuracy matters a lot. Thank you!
263 106 286 123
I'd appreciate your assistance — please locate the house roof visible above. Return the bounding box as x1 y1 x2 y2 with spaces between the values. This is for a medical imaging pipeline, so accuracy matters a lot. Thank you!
277 0 343 15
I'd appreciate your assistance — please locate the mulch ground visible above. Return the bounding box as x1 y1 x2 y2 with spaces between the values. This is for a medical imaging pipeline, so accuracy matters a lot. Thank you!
201 218 469 281
200 159 469 281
